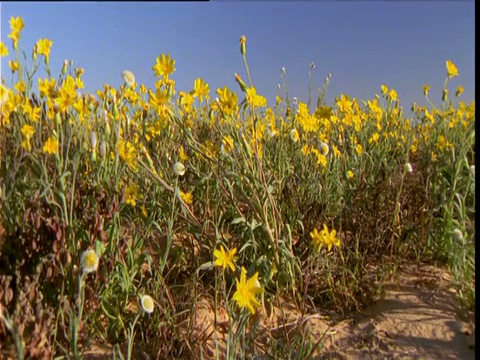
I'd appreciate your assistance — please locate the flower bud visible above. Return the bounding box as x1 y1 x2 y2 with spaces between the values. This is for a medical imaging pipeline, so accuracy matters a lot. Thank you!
235 73 248 92
99 140 106 159
90 131 97 150
442 88 449 102
32 43 38 61
240 35 247 56
61 60 68 75
452 228 463 242
404 162 413 173
54 112 61 127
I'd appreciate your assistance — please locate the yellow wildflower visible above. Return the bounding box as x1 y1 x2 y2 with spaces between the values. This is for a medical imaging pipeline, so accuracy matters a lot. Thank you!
310 224 341 253
0 41 9 57
221 135 234 154
455 86 464 97
446 60 459 78
180 190 193 205
214 246 237 272
125 183 140 207
153 53 176 79
9 17 24 49
246 86 267 108
9 61 20 73
355 143 364 155
179 146 189 162
216 86 238 117
193 78 210 102
368 132 380 145
36 38 53 64
232 267 263 314
21 124 35 151
43 137 59 155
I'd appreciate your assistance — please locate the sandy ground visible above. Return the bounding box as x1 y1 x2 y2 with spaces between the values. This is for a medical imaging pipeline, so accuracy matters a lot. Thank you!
310 264 475 360
83 264 475 359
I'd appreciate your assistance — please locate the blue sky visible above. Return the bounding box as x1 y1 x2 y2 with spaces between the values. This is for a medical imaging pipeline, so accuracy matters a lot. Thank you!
1 1 475 112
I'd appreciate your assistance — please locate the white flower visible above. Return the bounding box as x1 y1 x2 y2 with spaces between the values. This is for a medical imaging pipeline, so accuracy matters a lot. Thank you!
320 142 329 156
404 162 413 173
293 97 298 105
122 70 136 87
469 165 475 178
173 162 185 176
452 228 464 242
281 67 286 75
290 128 299 142
81 249 99 273
141 295 155 314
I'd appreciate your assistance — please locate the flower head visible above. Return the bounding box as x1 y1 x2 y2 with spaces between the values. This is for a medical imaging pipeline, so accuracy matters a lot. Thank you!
310 224 341 253
180 190 193 205
319 142 329 156
153 53 176 79
404 162 413 173
81 249 99 273
232 267 264 314
214 246 237 272
0 41 9 57
452 228 464 243
446 60 459 78
36 38 53 64
290 128 300 142
141 295 155 314
122 70 136 87
173 162 185 176
43 137 59 155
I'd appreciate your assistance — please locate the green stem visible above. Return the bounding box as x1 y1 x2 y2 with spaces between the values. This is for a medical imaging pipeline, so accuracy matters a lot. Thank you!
242 54 253 88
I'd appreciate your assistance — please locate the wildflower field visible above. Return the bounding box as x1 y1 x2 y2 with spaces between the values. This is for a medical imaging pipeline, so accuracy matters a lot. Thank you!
0 17 475 359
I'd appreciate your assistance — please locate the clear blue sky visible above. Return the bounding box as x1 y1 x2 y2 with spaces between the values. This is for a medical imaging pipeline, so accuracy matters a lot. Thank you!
1 1 475 112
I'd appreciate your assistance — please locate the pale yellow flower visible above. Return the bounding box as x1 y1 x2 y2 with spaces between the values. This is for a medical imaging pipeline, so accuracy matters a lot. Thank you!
81 249 99 273
122 70 136 87
173 162 185 176
141 295 155 313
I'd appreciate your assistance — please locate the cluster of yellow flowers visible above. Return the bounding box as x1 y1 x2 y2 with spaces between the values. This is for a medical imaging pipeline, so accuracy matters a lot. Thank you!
214 246 264 315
